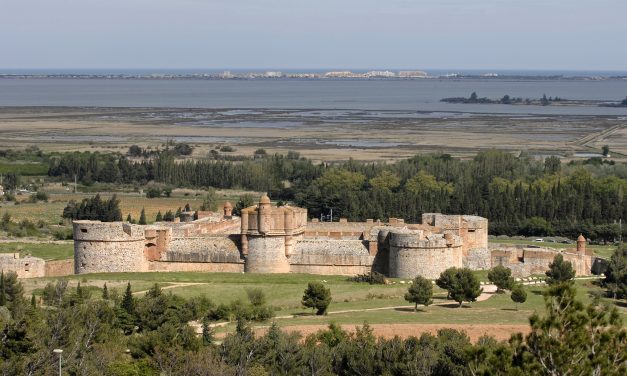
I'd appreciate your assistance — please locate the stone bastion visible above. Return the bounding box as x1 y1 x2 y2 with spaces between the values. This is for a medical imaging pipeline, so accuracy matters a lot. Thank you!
73 220 148 273
387 228 463 279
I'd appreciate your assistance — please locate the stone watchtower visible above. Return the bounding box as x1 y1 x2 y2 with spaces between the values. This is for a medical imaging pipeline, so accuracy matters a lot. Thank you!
240 194 307 273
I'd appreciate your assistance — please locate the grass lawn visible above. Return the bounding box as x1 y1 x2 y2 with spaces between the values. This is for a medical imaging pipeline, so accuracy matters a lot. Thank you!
0 242 73 260
32 272 623 328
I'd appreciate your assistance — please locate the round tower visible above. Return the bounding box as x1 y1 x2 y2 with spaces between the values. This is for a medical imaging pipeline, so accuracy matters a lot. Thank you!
258 194 272 235
73 221 147 274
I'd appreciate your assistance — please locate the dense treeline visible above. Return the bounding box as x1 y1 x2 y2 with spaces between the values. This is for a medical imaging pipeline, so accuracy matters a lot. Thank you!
1 271 625 375
45 149 626 241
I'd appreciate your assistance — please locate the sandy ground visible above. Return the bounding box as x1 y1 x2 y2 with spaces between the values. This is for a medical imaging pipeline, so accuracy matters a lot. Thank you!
1 107 624 161
253 323 530 343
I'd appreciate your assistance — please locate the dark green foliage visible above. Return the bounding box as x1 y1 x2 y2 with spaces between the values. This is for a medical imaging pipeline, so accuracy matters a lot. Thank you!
139 208 147 225
510 284 527 309
302 282 332 315
145 186 161 198
349 271 387 284
44 149 627 242
488 265 515 292
405 275 433 311
126 213 132 223
450 268 482 307
102 283 109 300
602 145 610 157
234 194 255 216
436 267 458 299
163 210 175 222
155 211 163 222
545 254 575 285
604 243 627 299
62 194 122 222
121 282 135 314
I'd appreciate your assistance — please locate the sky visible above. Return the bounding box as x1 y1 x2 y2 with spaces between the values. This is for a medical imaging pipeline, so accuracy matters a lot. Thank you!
2 0 626 71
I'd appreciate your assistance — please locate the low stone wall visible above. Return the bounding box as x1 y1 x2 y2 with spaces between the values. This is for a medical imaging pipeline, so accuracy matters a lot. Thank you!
45 259 74 277
148 261 244 273
289 264 372 276
0 254 45 278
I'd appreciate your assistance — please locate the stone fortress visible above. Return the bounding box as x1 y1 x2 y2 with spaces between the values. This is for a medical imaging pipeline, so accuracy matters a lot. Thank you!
69 194 596 279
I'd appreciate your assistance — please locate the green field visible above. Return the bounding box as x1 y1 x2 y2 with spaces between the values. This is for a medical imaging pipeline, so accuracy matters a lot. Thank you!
0 242 73 260
21 272 621 330
0 161 48 176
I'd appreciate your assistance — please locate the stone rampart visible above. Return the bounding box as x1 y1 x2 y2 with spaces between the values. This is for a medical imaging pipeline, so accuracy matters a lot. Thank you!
45 259 74 277
165 237 241 263
245 236 290 273
148 261 244 273
388 229 463 279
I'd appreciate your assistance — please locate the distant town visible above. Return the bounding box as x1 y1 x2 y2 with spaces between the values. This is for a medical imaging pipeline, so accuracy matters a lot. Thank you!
2 69 626 80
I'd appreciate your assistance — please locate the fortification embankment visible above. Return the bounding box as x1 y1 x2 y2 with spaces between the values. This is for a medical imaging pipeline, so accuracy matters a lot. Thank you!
289 240 373 275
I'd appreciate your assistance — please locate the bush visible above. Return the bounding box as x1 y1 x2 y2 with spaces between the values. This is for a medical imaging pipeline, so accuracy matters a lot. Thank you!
510 284 527 310
545 254 575 285
220 145 236 153
487 265 514 292
302 282 332 315
349 271 387 284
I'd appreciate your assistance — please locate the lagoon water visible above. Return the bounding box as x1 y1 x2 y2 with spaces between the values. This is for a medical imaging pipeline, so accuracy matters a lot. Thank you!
1 78 627 115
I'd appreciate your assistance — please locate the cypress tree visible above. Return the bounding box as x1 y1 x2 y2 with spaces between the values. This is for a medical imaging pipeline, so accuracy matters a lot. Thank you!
0 270 6 306
139 208 147 225
155 211 163 222
102 283 109 300
30 294 36 308
121 282 134 314
126 213 132 223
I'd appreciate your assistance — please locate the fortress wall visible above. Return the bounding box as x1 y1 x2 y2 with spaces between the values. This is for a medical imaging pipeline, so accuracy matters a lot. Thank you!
464 248 492 270
147 261 244 273
73 221 147 274
289 240 374 275
45 259 74 277
245 236 290 273
0 254 46 278
388 230 463 279
492 247 592 277
165 237 242 263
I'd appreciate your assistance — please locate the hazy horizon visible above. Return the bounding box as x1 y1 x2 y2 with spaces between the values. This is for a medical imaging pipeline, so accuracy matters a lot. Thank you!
2 0 627 71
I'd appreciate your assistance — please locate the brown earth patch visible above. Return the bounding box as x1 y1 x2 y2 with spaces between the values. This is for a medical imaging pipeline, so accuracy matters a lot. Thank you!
251 323 530 343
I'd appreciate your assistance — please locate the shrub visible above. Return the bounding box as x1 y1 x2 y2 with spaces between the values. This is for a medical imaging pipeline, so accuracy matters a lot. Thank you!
302 282 332 315
349 271 387 284
488 265 515 292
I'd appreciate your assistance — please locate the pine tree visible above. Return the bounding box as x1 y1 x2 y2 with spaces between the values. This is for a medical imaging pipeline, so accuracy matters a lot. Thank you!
302 282 332 315
102 283 109 300
405 276 433 311
155 211 163 222
121 282 134 314
139 208 147 225
545 254 575 285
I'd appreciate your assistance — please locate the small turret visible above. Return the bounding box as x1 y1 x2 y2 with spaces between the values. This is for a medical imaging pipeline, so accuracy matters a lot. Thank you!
258 194 271 235
576 234 586 254
223 201 233 218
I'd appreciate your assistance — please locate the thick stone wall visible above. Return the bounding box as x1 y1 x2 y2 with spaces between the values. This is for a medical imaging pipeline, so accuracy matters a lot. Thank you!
289 240 373 275
491 246 593 277
245 236 290 273
464 248 492 270
388 229 463 279
165 237 241 263
148 261 244 273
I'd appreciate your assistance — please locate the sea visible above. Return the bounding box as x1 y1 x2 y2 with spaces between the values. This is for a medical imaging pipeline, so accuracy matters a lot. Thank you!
1 70 627 115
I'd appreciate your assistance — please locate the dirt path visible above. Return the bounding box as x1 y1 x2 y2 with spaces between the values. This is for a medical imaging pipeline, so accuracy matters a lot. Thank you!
132 282 208 296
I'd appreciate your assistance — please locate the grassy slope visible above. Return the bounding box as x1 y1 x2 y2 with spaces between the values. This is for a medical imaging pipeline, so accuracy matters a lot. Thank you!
0 242 73 260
